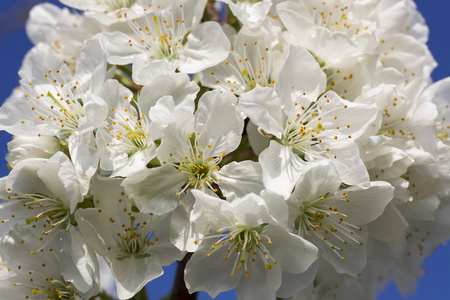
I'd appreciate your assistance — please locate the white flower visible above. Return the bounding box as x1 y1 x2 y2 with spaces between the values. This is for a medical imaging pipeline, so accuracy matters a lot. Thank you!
122 89 244 214
391 202 450 296
356 81 441 183
6 136 61 168
199 26 283 95
240 45 378 198
96 73 199 177
297 258 373 300
0 40 108 138
277 0 379 69
421 77 450 149
185 190 318 299
168 159 265 252
75 175 183 300
59 0 148 25
0 152 83 245
368 0 428 42
0 39 109 193
96 80 155 177
220 0 274 28
376 34 436 86
25 3 96 72
285 160 394 275
99 0 230 73
0 225 99 300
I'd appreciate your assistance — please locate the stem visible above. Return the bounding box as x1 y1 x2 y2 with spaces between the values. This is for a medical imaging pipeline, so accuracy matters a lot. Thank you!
131 287 149 300
170 253 197 300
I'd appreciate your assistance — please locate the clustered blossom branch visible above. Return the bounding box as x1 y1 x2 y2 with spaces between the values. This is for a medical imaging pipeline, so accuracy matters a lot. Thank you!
0 0 449 300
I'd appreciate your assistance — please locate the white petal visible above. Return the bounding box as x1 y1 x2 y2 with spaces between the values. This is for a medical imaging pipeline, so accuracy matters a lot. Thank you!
37 152 83 212
122 165 186 214
19 52 72 85
68 132 99 195
312 228 368 276
239 86 284 138
260 141 306 199
333 182 394 225
111 147 156 178
195 90 244 158
169 193 199 252
139 72 198 114
61 227 99 294
6 136 60 168
264 225 318 274
148 95 176 139
369 203 408 255
179 21 230 73
78 94 108 134
96 79 133 110
278 45 326 111
99 32 145 65
235 260 281 300
329 142 371 187
190 189 233 234
156 108 195 163
132 55 177 85
5 158 52 197
217 161 264 200
289 160 341 203
277 261 319 299
75 209 114 257
185 245 239 298
75 38 107 95
113 256 163 300
260 190 289 227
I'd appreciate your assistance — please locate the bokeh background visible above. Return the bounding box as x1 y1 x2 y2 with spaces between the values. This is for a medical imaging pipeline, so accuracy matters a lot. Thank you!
0 0 448 299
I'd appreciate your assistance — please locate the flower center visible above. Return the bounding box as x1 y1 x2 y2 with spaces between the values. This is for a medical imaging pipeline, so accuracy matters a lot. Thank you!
172 132 224 196
281 102 325 159
126 6 188 62
212 38 274 94
22 70 86 137
177 159 220 192
294 193 363 260
310 0 365 35
204 222 277 279
115 216 154 260
31 281 78 300
106 104 151 156
2 192 71 241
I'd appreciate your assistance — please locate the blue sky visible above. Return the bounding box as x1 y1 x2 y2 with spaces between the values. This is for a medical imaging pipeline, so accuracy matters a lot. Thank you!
0 1 448 299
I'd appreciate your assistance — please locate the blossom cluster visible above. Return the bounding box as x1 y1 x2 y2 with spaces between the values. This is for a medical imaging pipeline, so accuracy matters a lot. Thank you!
0 0 449 299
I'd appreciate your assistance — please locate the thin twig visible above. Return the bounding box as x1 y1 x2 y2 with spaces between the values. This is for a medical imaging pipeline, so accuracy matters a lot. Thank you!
170 253 197 300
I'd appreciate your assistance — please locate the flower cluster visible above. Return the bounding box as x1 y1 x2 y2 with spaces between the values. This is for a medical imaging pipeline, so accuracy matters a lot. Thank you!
0 0 449 299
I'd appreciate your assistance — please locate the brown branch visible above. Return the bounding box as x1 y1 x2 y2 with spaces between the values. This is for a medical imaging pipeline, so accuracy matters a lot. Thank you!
206 1 221 23
170 253 197 300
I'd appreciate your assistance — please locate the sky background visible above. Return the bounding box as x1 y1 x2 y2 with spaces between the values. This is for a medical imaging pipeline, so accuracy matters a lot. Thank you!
0 0 448 299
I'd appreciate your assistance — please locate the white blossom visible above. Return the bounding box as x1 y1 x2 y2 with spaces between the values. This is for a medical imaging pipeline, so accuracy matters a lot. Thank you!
0 0 449 299
0 225 99 300
123 89 244 214
75 175 183 299
98 0 231 73
185 190 318 299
